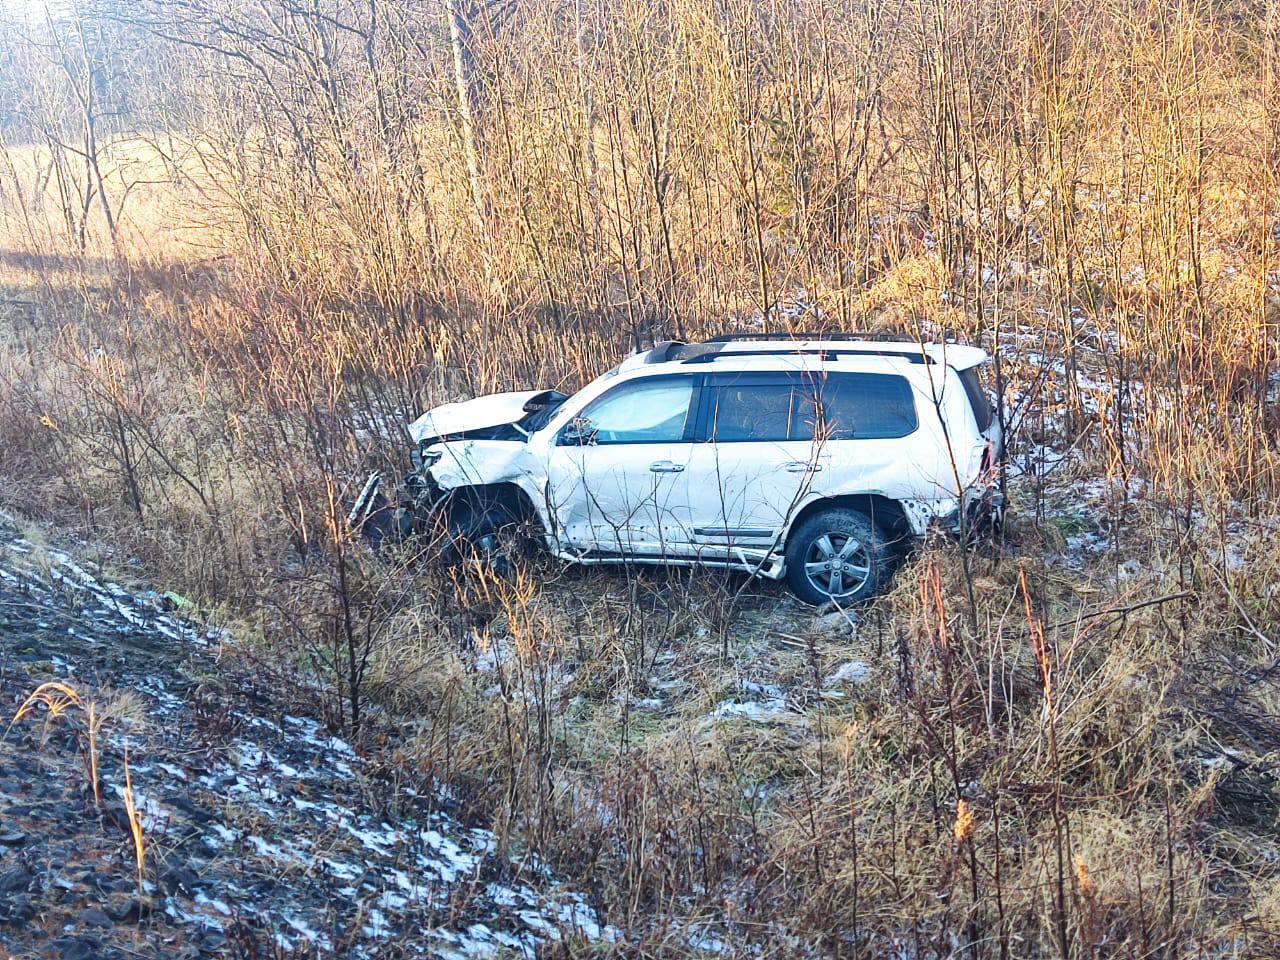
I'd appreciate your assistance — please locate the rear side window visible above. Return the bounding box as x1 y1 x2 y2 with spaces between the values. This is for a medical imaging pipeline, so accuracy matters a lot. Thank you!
804 373 918 440
959 367 993 432
701 371 916 442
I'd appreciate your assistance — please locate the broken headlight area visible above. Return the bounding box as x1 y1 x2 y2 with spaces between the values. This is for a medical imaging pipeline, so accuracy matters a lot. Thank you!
397 469 440 516
414 439 444 471
347 463 446 545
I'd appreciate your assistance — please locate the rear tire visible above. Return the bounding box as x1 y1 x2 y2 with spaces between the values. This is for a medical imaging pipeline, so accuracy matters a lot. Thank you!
784 508 893 605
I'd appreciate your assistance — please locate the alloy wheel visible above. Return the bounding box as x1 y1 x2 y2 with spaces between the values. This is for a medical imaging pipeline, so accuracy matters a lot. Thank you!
802 532 872 600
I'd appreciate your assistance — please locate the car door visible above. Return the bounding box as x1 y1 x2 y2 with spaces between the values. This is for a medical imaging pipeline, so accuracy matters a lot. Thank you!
808 368 924 503
680 370 829 557
544 374 700 556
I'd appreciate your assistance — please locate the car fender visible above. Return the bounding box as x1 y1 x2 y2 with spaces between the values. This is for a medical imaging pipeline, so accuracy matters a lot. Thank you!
782 484 957 544
426 439 555 533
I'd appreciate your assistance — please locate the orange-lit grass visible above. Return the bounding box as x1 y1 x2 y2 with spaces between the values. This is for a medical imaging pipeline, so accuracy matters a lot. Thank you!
9 681 102 806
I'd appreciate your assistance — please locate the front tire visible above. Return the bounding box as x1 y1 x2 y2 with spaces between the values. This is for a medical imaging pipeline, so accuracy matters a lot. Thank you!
442 503 536 577
784 508 893 605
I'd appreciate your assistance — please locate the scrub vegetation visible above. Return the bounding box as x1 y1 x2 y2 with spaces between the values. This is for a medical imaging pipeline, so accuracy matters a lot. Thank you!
0 0 1278 956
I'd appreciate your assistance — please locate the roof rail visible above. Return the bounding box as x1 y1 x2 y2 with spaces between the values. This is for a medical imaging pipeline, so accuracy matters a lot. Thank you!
646 341 934 365
684 346 930 365
644 331 968 365
704 331 934 344
706 330 962 345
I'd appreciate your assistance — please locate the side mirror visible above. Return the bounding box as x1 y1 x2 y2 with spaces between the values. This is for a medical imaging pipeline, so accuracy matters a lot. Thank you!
559 416 598 446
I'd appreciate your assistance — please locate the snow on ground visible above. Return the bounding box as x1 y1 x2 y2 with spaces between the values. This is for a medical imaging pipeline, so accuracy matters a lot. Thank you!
709 680 792 723
0 515 615 958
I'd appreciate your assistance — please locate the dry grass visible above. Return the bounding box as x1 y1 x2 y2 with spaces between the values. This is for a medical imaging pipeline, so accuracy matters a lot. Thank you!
9 681 105 805
8 679 152 901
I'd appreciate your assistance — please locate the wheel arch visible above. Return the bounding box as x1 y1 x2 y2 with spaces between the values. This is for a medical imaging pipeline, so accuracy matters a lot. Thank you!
784 493 913 547
440 481 547 533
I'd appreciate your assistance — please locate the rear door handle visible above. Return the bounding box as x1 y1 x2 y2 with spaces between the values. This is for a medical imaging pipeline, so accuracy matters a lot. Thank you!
785 461 823 472
650 461 685 473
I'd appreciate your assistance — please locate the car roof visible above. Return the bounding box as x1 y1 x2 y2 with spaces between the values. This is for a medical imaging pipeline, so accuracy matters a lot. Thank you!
619 335 990 375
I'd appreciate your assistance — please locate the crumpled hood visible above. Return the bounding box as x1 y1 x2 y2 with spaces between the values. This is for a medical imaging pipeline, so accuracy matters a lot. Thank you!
409 390 547 444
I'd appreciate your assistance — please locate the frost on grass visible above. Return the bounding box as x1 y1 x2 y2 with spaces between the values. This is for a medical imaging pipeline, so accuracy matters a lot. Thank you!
826 660 871 687
709 680 791 723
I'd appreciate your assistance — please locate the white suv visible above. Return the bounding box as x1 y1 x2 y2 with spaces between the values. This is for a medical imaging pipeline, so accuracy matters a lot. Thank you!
357 334 1002 604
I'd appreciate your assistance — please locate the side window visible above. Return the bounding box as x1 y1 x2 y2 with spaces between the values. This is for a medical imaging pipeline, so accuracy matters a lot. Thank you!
700 371 916 442
702 372 830 442
705 376 803 441
816 373 917 440
958 367 993 432
572 377 696 444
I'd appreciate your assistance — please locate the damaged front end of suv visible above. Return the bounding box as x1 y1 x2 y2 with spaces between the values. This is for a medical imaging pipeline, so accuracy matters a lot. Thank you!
348 389 567 552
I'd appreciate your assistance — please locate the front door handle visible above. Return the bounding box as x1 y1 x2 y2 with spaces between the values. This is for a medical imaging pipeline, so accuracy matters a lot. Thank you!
785 460 823 472
650 460 685 473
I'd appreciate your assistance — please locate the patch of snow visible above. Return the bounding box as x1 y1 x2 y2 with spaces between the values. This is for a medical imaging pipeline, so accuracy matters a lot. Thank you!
194 892 232 917
115 784 168 833
710 699 788 722
826 661 870 686
283 914 331 951
710 680 789 722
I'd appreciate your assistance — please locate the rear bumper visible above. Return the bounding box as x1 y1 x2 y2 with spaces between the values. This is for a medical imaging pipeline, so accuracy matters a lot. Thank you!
941 485 1004 538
